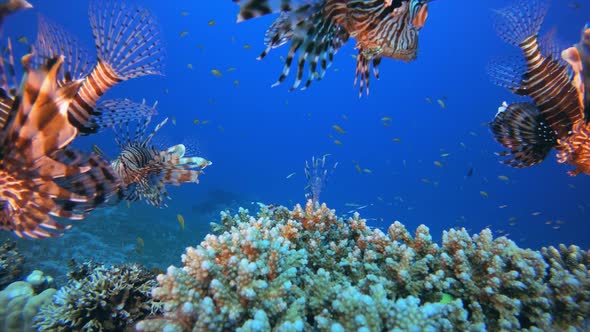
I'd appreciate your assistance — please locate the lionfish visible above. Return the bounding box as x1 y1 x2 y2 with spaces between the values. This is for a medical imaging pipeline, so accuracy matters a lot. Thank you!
487 0 588 175
231 0 433 96
0 54 119 238
33 0 164 134
105 102 212 207
304 154 337 209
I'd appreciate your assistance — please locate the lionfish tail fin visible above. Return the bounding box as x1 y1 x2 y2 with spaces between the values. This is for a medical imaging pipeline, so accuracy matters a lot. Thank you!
93 98 158 129
491 101 557 168
491 0 548 46
33 15 94 83
89 0 165 80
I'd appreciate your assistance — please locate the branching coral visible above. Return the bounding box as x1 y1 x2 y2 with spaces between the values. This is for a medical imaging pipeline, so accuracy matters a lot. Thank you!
34 263 160 332
137 201 590 331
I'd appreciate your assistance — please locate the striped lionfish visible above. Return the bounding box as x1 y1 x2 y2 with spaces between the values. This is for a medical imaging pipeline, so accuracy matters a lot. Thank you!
33 0 164 134
0 53 119 239
488 0 590 175
231 0 433 96
105 102 212 207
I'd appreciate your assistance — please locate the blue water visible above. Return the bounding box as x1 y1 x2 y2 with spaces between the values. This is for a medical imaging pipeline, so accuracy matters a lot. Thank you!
1 0 588 277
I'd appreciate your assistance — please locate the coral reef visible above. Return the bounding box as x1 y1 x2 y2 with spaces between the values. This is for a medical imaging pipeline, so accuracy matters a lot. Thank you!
35 262 161 332
0 241 24 289
137 201 590 331
0 271 55 332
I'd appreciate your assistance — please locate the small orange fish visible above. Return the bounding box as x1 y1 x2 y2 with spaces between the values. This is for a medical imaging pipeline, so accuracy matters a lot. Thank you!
498 175 510 182
332 125 346 134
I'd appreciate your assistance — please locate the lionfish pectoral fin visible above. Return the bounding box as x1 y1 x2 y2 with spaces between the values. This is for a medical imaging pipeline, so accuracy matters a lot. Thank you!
491 101 556 167
354 52 371 97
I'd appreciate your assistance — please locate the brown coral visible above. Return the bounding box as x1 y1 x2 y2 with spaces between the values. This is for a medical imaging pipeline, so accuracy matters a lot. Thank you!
34 263 160 332
137 201 590 331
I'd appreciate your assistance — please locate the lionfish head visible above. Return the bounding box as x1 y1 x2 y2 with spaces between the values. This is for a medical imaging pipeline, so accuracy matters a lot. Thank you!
379 0 431 61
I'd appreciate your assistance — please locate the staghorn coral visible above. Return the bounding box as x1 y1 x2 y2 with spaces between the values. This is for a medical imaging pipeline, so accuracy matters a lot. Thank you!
34 262 160 332
137 201 590 331
0 241 24 289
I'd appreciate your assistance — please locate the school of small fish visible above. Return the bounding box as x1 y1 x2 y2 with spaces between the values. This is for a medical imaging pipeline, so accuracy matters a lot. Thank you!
0 0 583 244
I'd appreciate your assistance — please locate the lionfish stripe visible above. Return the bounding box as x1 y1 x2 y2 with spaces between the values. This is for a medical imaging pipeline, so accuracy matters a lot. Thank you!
67 61 121 133
233 0 298 22
518 39 583 136
490 102 556 168
53 148 121 207
36 180 90 202
142 117 168 146
162 169 202 185
10 57 81 163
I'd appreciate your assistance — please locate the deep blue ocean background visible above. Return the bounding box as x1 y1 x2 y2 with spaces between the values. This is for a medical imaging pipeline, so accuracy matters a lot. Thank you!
1 0 589 279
